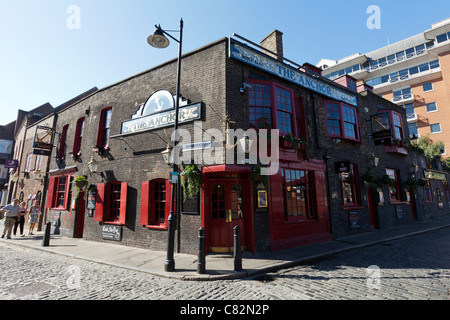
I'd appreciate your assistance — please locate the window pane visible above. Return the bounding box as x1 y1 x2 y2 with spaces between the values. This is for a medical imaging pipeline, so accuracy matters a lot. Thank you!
426 102 437 112
436 33 448 43
429 60 440 69
423 82 433 92
409 66 419 75
430 123 441 133
419 63 429 72
408 123 418 138
249 107 272 129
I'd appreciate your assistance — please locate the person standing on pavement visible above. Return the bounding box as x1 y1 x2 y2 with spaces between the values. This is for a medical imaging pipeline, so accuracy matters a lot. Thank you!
28 202 41 235
13 201 27 237
0 199 21 239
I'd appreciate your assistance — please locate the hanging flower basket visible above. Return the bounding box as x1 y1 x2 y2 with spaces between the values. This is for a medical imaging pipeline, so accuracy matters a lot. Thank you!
73 176 88 198
180 165 201 201
417 178 427 187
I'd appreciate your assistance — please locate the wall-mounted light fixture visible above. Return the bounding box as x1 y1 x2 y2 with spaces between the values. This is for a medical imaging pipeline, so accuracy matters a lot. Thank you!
369 153 379 167
87 156 99 174
161 144 174 165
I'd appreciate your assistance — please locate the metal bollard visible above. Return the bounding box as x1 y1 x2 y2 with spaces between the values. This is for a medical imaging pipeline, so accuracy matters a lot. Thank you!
197 227 206 274
42 221 51 247
234 226 242 271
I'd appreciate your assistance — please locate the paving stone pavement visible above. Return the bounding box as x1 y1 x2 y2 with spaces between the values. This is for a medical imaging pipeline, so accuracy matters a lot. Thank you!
0 225 449 301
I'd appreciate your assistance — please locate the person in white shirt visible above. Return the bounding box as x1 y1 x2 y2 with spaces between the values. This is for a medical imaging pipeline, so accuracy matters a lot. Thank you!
1 199 21 239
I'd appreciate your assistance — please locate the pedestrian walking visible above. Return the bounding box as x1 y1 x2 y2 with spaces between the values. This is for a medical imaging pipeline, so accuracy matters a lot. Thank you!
13 201 27 237
28 202 41 235
0 199 21 239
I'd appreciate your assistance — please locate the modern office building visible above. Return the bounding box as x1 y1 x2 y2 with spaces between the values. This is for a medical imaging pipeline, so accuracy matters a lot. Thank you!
317 18 450 156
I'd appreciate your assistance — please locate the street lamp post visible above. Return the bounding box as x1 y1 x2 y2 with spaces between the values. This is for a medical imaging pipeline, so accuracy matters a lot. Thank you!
147 18 183 272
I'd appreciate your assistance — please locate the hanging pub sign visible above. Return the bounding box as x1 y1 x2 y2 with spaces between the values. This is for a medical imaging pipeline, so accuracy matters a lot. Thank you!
371 113 392 145
33 126 56 156
119 90 202 135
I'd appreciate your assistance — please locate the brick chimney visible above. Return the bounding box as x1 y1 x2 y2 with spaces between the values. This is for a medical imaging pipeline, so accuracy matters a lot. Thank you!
260 30 284 61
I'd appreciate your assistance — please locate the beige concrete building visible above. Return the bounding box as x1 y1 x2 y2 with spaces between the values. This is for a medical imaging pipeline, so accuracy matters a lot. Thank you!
317 18 450 156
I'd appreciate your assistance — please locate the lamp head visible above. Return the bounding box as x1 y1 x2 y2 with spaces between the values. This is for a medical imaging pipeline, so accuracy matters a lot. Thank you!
147 25 170 48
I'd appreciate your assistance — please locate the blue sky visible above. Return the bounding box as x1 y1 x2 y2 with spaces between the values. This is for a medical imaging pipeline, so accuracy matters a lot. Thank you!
1 0 450 125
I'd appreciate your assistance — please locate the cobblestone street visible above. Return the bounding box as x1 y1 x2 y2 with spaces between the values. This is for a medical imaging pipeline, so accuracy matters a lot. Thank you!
1 227 449 301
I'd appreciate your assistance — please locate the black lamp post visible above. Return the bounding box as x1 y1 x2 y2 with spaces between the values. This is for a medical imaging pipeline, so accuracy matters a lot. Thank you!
147 19 183 272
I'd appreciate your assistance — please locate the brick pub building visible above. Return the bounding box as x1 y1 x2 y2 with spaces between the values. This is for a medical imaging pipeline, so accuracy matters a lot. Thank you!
40 30 436 255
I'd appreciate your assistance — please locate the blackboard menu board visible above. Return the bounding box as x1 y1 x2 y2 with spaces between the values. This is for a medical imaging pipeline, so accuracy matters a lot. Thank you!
102 225 122 241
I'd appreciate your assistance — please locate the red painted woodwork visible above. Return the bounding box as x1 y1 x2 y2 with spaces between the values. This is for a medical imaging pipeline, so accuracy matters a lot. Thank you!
94 183 105 222
118 182 128 225
46 177 55 208
75 191 85 238
140 181 150 226
269 160 332 251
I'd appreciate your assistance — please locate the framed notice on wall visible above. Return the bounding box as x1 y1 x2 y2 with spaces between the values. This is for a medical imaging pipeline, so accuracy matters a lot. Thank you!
257 190 268 208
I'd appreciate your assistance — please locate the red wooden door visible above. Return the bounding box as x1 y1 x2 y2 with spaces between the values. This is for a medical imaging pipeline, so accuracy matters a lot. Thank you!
210 180 246 252
75 191 85 238
366 187 379 229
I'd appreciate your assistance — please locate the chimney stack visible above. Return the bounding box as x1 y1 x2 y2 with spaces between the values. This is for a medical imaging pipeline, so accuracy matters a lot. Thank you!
260 30 284 61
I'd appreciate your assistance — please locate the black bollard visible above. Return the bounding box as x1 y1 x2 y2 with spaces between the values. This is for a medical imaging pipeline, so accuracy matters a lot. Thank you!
42 221 51 247
197 227 206 274
234 226 242 271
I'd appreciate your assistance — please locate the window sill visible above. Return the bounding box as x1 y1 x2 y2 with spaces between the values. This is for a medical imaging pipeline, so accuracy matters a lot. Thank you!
145 224 168 230
342 205 364 211
50 207 66 211
389 200 409 205
102 220 123 226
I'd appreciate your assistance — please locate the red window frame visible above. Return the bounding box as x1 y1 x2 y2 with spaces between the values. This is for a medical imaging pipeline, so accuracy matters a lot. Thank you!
281 168 315 221
275 86 294 135
339 163 361 207
140 179 173 229
73 117 85 155
380 110 405 140
58 124 69 159
325 101 360 142
97 107 112 149
248 80 305 138
386 168 401 201
94 181 127 225
424 179 433 202
46 175 72 210
443 182 450 202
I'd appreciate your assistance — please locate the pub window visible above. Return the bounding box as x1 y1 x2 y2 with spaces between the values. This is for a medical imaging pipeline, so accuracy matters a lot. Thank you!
58 124 69 159
248 80 305 138
94 181 128 225
46 175 72 209
249 83 272 129
386 168 401 201
424 179 433 202
325 101 360 142
443 182 450 202
275 86 294 134
339 163 360 207
73 117 85 155
97 107 112 149
281 168 315 220
140 179 173 229
379 110 405 140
